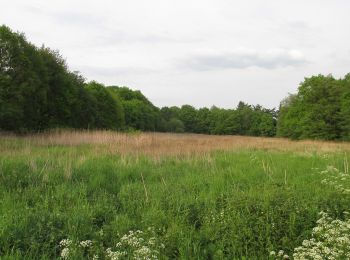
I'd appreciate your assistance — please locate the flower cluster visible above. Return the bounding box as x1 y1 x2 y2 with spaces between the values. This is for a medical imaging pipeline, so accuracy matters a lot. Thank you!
269 250 289 259
59 239 73 259
59 239 73 248
60 247 70 259
58 228 164 260
320 166 350 194
79 240 93 248
105 228 164 260
105 247 127 260
59 238 94 259
292 211 350 259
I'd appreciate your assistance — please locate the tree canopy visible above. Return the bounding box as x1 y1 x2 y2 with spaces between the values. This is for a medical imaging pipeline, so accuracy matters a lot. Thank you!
277 74 350 140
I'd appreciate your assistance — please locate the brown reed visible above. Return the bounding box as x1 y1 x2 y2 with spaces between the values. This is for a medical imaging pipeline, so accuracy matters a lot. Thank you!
1 130 350 158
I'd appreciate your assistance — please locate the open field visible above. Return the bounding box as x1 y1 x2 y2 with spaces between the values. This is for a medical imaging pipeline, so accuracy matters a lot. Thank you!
1 131 350 259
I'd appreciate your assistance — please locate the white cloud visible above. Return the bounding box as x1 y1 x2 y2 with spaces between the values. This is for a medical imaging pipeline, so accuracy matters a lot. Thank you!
182 48 307 70
1 0 350 109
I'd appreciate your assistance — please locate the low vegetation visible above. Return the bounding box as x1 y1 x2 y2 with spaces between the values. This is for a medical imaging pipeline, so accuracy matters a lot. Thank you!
1 24 350 259
1 131 350 259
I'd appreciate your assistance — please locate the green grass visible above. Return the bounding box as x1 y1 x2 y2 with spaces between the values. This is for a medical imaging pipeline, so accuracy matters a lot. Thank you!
0 139 349 259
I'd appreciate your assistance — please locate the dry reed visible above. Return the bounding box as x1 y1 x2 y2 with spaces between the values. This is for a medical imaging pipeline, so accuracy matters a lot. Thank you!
1 130 350 158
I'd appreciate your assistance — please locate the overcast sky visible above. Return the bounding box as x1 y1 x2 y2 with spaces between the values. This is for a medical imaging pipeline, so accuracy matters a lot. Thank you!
1 0 350 109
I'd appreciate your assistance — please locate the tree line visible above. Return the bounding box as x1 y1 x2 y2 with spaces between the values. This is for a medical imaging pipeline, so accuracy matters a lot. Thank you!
277 74 350 140
0 25 349 140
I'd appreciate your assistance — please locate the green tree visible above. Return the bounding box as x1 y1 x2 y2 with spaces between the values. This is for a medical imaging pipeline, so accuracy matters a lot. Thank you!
108 86 160 131
0 25 48 131
179 105 199 133
85 82 124 129
340 73 350 140
166 118 185 133
277 75 343 140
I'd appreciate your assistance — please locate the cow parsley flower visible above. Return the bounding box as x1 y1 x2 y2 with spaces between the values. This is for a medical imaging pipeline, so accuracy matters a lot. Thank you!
60 247 70 259
80 240 93 248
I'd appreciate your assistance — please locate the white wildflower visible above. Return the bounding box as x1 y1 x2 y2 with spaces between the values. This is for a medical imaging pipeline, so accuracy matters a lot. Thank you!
60 247 70 259
59 239 72 248
105 248 127 260
79 240 93 248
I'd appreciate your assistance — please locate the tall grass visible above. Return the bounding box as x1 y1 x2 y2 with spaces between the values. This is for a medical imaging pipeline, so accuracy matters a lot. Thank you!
2 130 350 158
0 131 349 258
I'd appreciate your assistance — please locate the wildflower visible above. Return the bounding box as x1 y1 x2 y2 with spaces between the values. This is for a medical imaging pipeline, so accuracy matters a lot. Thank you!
133 245 153 259
79 240 93 248
292 211 350 259
59 239 72 248
60 248 70 259
106 248 127 260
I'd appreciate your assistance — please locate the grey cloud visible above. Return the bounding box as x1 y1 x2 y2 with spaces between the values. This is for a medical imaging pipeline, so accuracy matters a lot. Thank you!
182 49 307 71
22 5 202 48
77 65 156 77
51 11 103 27
93 32 178 47
23 5 103 27
90 28 204 48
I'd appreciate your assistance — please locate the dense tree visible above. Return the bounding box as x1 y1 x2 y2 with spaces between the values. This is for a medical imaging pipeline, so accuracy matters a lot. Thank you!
340 74 350 140
159 106 183 132
85 82 124 129
0 25 123 132
276 94 302 139
107 86 160 131
39 47 95 129
178 105 200 133
160 106 180 122
196 107 211 134
166 118 185 133
277 75 344 140
0 25 48 131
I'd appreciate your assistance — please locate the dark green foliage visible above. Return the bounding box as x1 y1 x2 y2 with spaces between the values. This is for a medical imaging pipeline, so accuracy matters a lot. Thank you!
38 48 92 129
165 118 185 133
159 106 183 132
158 104 276 136
0 26 123 132
277 74 347 140
178 105 200 133
107 86 160 131
196 107 211 133
85 82 124 129
0 25 48 131
340 74 350 140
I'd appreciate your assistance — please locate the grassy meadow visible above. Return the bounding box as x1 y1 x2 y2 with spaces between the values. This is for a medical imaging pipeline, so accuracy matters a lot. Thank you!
1 131 350 259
